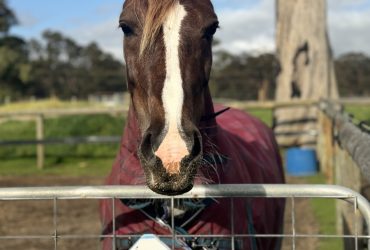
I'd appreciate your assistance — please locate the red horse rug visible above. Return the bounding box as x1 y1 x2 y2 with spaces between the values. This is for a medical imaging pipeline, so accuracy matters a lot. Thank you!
100 94 285 250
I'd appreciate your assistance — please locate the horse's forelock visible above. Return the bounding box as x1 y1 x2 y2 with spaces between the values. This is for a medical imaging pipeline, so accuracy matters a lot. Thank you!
140 0 178 56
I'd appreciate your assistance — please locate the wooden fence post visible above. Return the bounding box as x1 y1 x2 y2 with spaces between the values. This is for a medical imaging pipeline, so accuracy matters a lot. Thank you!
36 114 45 169
317 109 335 184
317 110 325 176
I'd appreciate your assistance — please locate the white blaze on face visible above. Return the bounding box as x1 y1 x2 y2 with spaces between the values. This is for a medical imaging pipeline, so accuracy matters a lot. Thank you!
155 2 188 175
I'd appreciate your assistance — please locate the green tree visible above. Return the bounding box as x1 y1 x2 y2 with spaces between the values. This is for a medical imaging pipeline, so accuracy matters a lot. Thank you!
0 36 30 99
0 0 17 36
0 0 128 101
82 42 126 95
27 31 126 99
210 51 277 100
335 53 370 97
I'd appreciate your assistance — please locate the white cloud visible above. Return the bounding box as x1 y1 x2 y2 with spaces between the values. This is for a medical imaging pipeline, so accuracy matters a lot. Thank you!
215 0 275 55
328 2 370 56
328 0 368 10
17 12 39 28
65 0 276 60
64 0 370 60
214 0 370 57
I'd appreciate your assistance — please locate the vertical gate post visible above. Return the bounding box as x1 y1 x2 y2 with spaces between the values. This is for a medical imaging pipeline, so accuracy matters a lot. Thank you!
36 114 45 169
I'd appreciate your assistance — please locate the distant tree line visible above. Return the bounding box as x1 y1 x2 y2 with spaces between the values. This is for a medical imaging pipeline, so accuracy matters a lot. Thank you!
210 50 278 100
335 53 370 97
0 31 126 100
0 0 125 101
210 47 370 100
0 0 369 102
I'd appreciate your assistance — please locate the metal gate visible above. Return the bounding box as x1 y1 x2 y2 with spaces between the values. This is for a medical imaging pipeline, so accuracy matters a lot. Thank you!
0 184 369 250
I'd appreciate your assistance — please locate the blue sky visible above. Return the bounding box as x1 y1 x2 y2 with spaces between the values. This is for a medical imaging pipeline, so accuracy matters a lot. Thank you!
9 1 121 36
9 0 252 36
8 0 370 59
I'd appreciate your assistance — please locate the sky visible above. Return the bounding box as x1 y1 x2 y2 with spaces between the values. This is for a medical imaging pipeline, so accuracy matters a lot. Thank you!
8 0 370 60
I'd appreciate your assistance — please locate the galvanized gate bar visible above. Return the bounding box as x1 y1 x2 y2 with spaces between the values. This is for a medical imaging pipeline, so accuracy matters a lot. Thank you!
0 184 369 228
0 184 369 248
0 184 369 217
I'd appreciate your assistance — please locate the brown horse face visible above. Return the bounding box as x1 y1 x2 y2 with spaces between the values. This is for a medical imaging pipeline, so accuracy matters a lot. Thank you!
120 0 218 195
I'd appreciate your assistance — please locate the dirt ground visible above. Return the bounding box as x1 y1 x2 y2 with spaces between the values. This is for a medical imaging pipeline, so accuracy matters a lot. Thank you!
0 176 319 250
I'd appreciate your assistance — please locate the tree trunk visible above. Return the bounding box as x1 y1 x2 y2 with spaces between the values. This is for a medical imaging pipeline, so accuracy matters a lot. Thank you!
274 0 339 147
258 79 269 102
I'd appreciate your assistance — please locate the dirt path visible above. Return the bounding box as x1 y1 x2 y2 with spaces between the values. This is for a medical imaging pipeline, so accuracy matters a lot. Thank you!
0 177 103 250
0 176 319 250
282 177 319 250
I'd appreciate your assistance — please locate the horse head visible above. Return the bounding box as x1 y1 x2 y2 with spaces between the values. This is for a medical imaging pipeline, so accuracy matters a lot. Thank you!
120 0 218 195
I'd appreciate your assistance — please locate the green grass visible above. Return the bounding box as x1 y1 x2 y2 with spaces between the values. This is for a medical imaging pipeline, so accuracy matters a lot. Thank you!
1 103 368 177
0 157 113 177
0 113 124 176
345 104 370 123
305 174 343 250
246 108 273 127
0 98 103 112
246 104 370 128
282 103 370 250
0 114 125 159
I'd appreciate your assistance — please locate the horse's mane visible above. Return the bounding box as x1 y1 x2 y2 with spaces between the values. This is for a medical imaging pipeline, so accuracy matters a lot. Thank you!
140 0 178 55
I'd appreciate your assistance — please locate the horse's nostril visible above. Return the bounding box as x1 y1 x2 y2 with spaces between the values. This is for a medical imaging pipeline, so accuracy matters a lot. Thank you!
191 131 202 157
140 132 154 161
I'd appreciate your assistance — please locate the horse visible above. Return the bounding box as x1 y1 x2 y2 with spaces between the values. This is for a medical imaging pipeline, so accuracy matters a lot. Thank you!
100 0 285 249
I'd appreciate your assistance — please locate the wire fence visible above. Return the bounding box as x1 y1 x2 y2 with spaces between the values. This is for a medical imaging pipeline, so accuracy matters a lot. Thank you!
0 184 369 250
319 100 370 182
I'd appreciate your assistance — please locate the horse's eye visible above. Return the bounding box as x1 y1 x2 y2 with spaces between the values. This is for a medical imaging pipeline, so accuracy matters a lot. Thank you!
203 22 219 40
119 23 134 36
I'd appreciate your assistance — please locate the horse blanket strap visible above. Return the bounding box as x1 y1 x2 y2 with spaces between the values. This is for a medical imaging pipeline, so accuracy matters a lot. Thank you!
201 107 231 122
246 200 258 250
121 197 215 231
119 197 244 250
115 237 244 250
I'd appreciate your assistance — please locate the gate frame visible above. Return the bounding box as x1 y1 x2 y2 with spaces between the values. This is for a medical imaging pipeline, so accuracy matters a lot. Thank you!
0 184 369 250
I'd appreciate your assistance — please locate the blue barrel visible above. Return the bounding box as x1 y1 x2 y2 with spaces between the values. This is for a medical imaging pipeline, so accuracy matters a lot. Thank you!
286 148 318 176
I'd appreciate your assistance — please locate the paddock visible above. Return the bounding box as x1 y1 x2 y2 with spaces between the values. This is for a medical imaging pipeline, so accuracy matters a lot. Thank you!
0 99 369 250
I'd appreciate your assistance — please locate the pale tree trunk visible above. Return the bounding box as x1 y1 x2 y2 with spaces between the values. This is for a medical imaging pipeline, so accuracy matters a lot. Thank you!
258 79 269 102
274 0 339 147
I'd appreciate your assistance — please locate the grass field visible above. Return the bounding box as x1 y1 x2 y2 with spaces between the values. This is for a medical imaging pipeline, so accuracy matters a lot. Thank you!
0 98 103 112
0 114 124 177
305 175 343 250
0 103 274 176
0 100 369 250
345 104 370 123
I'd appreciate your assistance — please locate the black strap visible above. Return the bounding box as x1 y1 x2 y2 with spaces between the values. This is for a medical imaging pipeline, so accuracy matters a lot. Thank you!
121 198 214 231
201 107 231 122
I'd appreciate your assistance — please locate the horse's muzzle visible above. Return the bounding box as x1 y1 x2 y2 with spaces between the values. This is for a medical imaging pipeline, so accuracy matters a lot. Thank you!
148 155 201 195
138 129 202 195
